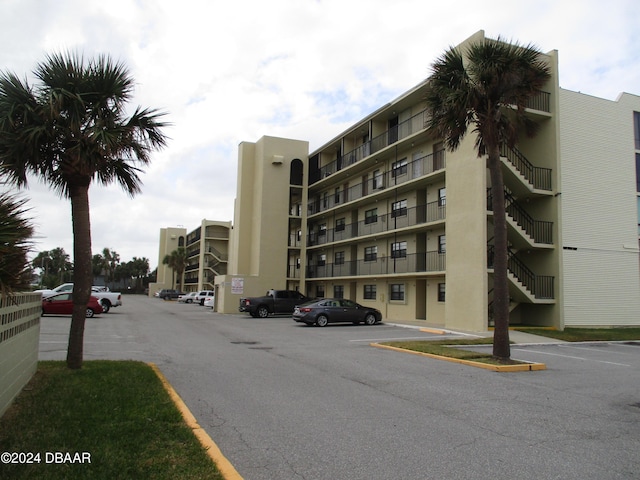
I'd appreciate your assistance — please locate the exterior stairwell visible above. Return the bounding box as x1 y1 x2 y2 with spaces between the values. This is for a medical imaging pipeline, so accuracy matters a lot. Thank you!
500 145 552 194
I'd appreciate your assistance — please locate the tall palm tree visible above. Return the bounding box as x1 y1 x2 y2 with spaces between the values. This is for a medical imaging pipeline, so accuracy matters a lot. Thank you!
424 37 550 360
0 52 168 369
0 192 34 296
102 247 120 289
162 247 187 291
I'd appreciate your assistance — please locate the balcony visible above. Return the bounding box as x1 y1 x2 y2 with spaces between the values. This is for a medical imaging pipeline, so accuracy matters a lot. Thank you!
309 150 445 216
308 200 445 247
315 109 430 182
306 251 445 279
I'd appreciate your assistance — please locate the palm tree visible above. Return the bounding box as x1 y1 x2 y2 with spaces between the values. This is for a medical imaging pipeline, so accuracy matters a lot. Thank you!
0 52 168 369
0 192 34 296
162 247 187 291
102 247 120 289
424 37 550 360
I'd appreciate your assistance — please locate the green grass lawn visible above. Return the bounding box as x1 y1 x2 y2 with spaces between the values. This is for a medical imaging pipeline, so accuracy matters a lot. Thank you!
0 361 223 480
513 327 640 342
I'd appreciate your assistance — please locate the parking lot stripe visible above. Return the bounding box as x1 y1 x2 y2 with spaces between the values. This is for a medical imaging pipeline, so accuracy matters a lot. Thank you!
512 348 631 367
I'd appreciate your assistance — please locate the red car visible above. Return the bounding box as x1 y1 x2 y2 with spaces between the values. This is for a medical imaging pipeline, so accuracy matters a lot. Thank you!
41 292 103 318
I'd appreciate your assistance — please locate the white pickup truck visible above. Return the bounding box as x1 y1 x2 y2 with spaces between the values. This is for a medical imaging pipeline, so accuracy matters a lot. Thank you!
34 283 123 313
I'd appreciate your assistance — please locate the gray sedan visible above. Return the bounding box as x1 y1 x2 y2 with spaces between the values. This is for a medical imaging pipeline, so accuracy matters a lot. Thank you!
293 298 382 327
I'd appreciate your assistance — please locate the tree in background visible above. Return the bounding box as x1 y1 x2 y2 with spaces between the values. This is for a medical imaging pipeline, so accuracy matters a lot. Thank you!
162 247 187 291
32 248 73 288
0 52 168 369
0 192 33 295
424 37 550 360
101 247 120 289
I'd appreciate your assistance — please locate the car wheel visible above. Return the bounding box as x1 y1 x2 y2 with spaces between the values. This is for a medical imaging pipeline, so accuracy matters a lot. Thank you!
186 299 192 304
364 313 377 325
257 306 269 318
85 308 95 318
316 314 329 327
100 300 111 313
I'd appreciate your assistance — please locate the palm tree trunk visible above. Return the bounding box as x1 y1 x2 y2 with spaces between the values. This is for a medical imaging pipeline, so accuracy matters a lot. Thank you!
67 181 93 369
488 147 511 360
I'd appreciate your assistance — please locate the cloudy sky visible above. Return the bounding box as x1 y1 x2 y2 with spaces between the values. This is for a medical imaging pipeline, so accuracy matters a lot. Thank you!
1 0 638 271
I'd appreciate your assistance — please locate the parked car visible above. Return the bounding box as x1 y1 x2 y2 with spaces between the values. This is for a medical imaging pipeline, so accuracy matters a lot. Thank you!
203 294 215 308
178 292 198 303
195 290 215 306
158 289 183 300
293 298 382 327
34 283 122 313
42 293 103 318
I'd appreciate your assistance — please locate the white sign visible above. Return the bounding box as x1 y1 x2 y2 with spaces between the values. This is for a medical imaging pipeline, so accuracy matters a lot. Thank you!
231 278 244 295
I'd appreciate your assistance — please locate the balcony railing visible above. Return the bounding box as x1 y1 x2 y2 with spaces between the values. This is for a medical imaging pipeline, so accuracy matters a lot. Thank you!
488 245 554 299
309 200 445 247
309 150 445 215
525 91 551 113
306 251 445 278
317 109 429 181
500 145 552 191
487 189 553 244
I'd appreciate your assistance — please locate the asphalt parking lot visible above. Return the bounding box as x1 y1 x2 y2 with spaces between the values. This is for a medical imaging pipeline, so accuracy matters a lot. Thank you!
38 297 640 480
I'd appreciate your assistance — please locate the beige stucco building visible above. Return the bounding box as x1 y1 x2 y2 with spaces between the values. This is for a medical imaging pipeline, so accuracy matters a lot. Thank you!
213 31 639 331
150 220 230 296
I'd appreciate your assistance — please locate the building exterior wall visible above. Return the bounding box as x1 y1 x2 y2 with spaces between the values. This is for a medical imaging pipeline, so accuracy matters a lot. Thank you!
0 293 41 417
149 226 186 296
184 219 231 293
215 136 309 313
559 90 640 326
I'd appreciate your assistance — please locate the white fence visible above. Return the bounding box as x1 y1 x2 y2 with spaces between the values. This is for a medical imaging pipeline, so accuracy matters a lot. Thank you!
0 293 41 417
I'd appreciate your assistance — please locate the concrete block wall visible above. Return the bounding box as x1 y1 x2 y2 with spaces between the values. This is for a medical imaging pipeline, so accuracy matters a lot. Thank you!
0 293 41 417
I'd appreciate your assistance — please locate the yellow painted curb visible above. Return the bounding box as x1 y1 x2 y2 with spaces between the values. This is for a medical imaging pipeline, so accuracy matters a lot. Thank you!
148 363 244 480
419 327 446 334
370 343 546 371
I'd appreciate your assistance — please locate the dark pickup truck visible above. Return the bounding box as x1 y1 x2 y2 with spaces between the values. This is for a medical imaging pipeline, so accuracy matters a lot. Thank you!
239 289 309 318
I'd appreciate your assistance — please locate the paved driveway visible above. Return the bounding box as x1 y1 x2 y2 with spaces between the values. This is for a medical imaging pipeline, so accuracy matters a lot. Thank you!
39 296 640 480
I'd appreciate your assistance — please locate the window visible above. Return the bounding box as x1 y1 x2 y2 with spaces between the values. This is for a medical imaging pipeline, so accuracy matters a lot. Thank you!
334 187 341 204
391 241 407 258
372 169 383 189
335 218 345 232
319 223 327 236
634 111 640 150
316 285 325 298
636 153 640 192
364 246 377 262
296 258 301 269
365 208 378 224
392 158 408 178
392 199 407 218
333 285 344 299
322 192 329 208
390 284 405 301
438 187 446 206
438 283 445 302
335 251 345 265
438 235 446 254
364 285 377 300
317 254 326 266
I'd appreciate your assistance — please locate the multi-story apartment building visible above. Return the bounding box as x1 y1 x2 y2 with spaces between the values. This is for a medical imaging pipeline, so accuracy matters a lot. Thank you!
184 219 231 292
150 220 230 296
214 31 640 331
149 226 186 295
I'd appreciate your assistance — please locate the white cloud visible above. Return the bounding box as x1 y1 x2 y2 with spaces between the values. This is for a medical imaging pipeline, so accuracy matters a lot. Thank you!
1 0 639 270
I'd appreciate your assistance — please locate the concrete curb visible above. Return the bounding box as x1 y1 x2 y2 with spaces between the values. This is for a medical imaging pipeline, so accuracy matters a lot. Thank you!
148 363 244 480
370 343 547 372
